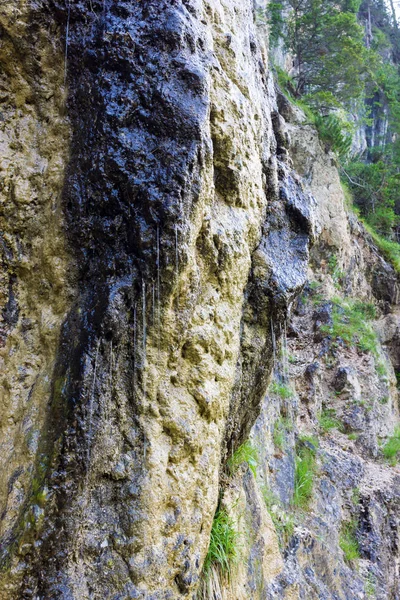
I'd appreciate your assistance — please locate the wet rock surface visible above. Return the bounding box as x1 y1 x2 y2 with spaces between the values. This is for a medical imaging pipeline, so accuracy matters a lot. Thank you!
0 1 317 598
1 1 400 600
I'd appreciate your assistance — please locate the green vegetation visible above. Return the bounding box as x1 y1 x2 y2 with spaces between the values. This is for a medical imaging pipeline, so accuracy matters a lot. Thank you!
262 2 284 45
363 222 400 273
267 0 400 252
321 298 379 355
351 486 360 507
321 297 385 376
365 573 376 598
203 508 239 579
318 409 344 434
382 427 400 465
293 436 318 509
347 432 359 441
227 441 258 477
273 417 293 450
308 280 322 291
376 359 388 378
281 0 368 105
327 254 345 287
270 380 293 399
339 519 360 562
262 486 295 547
314 114 353 160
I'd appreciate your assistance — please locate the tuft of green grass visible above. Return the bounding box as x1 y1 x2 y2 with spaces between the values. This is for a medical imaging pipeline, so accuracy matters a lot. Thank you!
318 409 343 434
351 487 360 507
365 573 376 598
273 417 293 451
312 293 325 306
383 427 400 465
339 519 360 562
307 280 324 306
328 254 345 288
363 222 400 273
376 359 388 378
293 436 318 509
308 280 322 291
203 508 239 579
227 441 258 477
340 178 355 211
347 432 359 441
321 298 379 357
262 486 295 548
270 380 293 399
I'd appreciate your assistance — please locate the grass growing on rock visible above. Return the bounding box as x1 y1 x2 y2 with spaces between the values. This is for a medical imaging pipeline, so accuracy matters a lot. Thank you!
270 380 293 399
383 427 400 465
339 519 360 562
262 486 295 548
199 508 240 598
203 508 239 578
318 409 343 434
227 441 258 477
321 298 387 376
322 298 377 353
328 254 345 288
293 436 318 509
273 417 293 450
363 222 400 273
365 573 376 598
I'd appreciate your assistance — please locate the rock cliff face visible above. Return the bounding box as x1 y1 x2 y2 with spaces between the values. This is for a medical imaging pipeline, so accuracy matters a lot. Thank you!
0 2 399 600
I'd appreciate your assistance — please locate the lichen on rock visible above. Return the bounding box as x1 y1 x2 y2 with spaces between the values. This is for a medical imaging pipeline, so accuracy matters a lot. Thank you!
1 1 400 599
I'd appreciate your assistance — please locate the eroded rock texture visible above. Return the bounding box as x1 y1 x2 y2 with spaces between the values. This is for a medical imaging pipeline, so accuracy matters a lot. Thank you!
217 89 400 600
1 1 400 600
0 1 316 598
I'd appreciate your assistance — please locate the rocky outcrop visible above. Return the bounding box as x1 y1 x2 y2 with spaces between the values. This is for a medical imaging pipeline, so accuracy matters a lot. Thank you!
0 1 318 598
216 81 400 600
0 1 72 595
0 1 400 600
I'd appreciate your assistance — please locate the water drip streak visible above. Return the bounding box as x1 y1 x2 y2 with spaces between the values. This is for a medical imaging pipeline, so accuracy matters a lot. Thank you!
157 226 161 353
133 302 137 386
142 281 147 401
282 320 289 384
175 224 179 309
142 279 146 367
86 340 100 474
64 1 71 87
107 340 113 422
152 283 155 326
278 323 284 383
271 318 276 376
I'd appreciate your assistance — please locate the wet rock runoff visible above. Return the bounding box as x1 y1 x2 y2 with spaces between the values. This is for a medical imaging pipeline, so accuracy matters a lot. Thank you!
0 1 399 599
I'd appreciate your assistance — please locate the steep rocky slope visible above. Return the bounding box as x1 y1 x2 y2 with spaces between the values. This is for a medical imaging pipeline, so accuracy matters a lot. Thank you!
0 1 399 599
216 95 400 600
